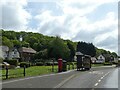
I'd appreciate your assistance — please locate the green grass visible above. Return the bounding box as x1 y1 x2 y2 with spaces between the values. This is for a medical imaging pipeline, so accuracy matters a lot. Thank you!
1 63 106 80
1 66 58 80
92 64 104 67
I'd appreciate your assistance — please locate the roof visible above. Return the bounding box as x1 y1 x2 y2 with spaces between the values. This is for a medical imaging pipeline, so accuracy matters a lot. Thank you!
19 47 36 54
102 54 111 58
76 52 84 56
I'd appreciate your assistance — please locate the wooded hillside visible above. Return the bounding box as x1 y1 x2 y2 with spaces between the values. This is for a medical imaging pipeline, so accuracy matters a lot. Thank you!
0 29 118 61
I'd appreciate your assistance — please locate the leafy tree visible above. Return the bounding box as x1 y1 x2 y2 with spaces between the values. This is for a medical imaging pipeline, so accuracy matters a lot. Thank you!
12 40 21 48
111 52 118 58
2 36 13 48
67 42 75 62
21 41 30 48
34 49 48 60
77 41 96 57
48 36 70 60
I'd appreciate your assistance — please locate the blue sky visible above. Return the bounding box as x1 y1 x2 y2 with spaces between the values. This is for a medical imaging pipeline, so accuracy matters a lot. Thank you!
0 0 119 54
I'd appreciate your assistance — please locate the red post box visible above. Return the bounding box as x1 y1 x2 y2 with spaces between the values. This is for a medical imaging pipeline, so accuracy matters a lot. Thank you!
58 58 63 72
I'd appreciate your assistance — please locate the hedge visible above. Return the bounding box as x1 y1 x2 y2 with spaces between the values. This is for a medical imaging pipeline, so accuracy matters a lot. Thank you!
4 59 18 66
20 62 30 68
45 62 53 66
36 62 44 66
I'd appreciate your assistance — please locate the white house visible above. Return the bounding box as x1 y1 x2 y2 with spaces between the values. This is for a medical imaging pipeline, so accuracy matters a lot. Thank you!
91 57 97 63
0 46 9 59
8 47 20 60
0 46 20 60
97 54 105 63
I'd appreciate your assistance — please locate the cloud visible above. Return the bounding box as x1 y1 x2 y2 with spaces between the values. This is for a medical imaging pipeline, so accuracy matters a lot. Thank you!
33 0 118 53
0 0 31 30
1 0 118 53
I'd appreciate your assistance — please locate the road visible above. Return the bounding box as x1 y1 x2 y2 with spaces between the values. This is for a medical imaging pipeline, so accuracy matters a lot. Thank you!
1 66 119 89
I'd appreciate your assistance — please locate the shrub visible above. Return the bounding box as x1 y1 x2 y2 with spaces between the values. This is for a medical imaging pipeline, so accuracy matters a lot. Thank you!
4 59 18 66
20 62 30 68
104 62 112 65
54 62 58 65
45 62 52 66
74 62 77 65
36 62 43 66
0 58 3 63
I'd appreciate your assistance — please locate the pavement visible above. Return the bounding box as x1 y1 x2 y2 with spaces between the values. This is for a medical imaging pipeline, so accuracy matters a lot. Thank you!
1 65 119 89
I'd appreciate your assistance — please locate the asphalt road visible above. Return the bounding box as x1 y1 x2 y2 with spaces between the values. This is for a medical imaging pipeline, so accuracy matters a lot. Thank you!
1 66 119 89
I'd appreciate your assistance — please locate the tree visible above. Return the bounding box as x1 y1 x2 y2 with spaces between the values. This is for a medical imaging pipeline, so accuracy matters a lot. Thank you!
12 40 21 48
21 41 30 48
77 41 96 57
67 42 75 62
48 36 70 60
111 52 118 58
2 36 13 48
34 49 48 60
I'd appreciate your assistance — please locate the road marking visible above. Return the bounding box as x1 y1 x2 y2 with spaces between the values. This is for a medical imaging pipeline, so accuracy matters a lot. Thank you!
101 76 104 79
94 83 98 86
98 79 101 82
54 74 75 88
1 70 75 85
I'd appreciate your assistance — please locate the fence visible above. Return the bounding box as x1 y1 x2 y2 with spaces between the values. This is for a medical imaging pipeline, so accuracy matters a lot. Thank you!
1 63 77 80
2 65 26 79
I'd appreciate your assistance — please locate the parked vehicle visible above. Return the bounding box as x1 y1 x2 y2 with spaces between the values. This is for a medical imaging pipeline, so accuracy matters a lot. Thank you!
76 52 91 71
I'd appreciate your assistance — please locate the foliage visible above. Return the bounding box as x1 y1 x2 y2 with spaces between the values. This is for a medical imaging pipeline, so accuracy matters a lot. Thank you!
36 62 44 66
77 41 96 57
1 29 118 61
45 62 53 66
67 42 75 62
2 36 13 48
34 49 48 60
20 62 30 68
48 36 70 60
4 59 18 66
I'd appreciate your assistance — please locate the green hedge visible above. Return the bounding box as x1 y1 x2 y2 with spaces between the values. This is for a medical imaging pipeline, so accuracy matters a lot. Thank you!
45 62 53 66
4 59 18 66
54 62 58 65
20 62 30 68
36 62 44 66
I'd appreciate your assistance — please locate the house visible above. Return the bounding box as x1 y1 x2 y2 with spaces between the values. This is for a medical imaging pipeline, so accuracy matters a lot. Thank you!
97 54 105 63
0 46 9 59
102 54 112 62
8 47 20 60
19 47 36 62
91 57 97 63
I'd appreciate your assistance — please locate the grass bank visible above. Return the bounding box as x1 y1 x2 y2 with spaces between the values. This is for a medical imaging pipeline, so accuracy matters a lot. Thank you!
1 66 58 80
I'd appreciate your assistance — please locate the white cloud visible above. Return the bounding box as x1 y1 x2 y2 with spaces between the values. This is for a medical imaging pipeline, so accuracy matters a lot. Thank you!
1 0 118 53
0 0 31 30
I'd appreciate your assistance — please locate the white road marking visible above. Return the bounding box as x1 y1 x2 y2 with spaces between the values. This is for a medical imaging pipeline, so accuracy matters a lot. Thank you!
101 76 104 79
98 80 101 82
54 74 75 88
94 83 98 86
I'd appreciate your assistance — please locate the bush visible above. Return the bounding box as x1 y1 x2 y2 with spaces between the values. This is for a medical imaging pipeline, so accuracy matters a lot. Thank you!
0 58 3 63
20 62 30 68
36 62 43 66
45 62 52 66
74 62 77 65
54 62 58 65
104 62 112 65
4 59 18 66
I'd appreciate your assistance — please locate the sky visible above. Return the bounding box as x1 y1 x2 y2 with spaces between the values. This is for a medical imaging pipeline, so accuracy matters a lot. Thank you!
0 0 119 54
